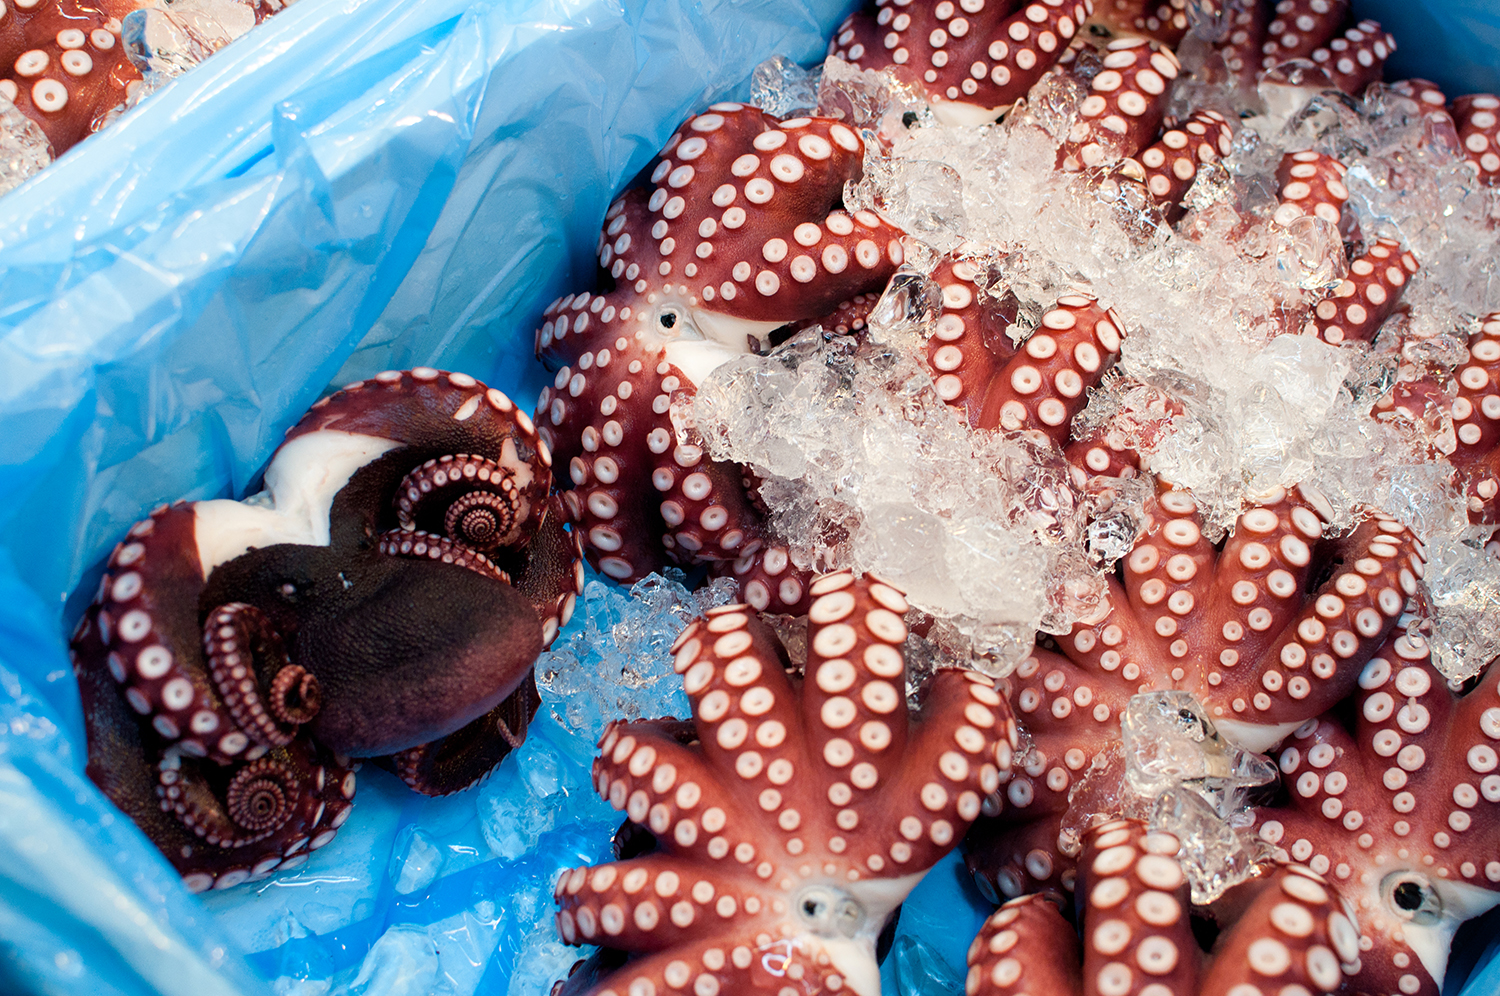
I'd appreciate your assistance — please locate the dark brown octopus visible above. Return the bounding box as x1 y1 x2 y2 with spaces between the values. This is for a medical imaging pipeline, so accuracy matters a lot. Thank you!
964 819 1366 996
963 479 1425 905
551 572 1018 996
70 368 582 890
533 103 904 614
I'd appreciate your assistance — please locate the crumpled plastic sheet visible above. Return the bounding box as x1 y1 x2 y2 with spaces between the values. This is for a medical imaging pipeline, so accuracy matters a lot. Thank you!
0 0 1498 993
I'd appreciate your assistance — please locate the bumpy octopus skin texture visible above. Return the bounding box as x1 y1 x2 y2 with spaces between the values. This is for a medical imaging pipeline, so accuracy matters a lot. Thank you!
534 104 903 614
1214 0 1395 96
966 820 1364 996
965 482 1425 901
0 0 144 153
1251 632 1500 996
1377 314 1500 525
71 368 582 887
551 572 1018 996
0 0 288 156
828 0 1095 126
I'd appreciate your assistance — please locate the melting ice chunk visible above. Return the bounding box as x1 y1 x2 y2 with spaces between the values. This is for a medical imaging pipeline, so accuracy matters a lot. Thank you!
750 55 822 119
0 96 51 196
1414 528 1500 682
1063 692 1276 905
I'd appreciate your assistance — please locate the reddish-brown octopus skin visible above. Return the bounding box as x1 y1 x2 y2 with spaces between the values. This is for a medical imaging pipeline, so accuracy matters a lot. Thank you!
1057 37 1181 173
1303 238 1419 346
1271 151 1349 230
921 267 1125 444
966 820 1362 996
73 568 355 893
534 104 902 614
68 368 583 890
966 483 1425 901
828 0 1093 126
1452 94 1500 186
1306 19 1396 95
1452 315 1500 523
1108 109 1234 223
1089 0 1190 47
0 0 145 154
551 571 1018 996
1251 633 1500 996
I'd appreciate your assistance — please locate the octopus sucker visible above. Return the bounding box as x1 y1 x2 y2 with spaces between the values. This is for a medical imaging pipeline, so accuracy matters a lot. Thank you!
553 572 1017 996
71 369 582 883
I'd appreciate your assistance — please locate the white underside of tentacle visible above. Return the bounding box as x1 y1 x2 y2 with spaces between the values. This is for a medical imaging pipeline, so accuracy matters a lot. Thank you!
193 430 400 575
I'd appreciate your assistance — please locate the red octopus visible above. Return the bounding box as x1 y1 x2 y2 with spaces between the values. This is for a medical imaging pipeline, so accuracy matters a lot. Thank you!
964 480 1425 902
0 0 288 159
71 369 582 889
533 104 904 614
1251 629 1500 996
828 0 1095 126
551 572 1017 996
964 820 1364 996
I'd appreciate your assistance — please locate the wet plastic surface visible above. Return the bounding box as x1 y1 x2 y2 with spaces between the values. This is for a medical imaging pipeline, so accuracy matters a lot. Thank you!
0 0 1497 992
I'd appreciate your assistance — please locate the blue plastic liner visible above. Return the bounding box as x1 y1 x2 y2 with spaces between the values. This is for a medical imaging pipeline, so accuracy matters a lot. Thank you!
0 0 1497 993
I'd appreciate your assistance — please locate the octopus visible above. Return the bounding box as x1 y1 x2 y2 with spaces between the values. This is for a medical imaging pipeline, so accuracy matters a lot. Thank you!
550 572 1018 996
0 0 291 161
964 820 1365 996
70 368 582 890
827 0 1095 125
1251 629 1500 996
533 103 904 615
964 480 1425 902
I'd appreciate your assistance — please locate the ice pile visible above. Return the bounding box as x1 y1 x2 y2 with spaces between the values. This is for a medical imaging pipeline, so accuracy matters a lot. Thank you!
1413 528 1500 681
0 96 51 196
535 571 739 741
687 325 1133 671
1061 692 1278 905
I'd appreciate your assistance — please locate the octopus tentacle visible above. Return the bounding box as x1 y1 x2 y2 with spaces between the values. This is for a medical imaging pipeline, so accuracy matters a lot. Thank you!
966 823 1363 995
1253 632 1500 995
965 894 1082 995
1453 314 1500 523
1259 0 1351 66
1058 37 1180 173
1090 0 1190 46
1272 151 1349 230
555 572 1016 996
1112 109 1235 222
1452 95 1500 185
375 529 511 583
0 0 144 156
394 454 525 549
1305 237 1419 345
1216 1 1270 88
1307 19 1396 95
715 543 816 616
829 0 1093 125
925 269 1124 442
203 602 320 748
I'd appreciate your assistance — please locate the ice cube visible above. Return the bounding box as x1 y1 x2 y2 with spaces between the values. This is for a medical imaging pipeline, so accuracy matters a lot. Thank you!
1414 528 1500 682
345 926 439 996
0 96 51 196
750 55 822 119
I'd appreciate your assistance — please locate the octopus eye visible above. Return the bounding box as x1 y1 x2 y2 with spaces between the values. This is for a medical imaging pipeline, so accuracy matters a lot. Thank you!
659 310 678 330
653 305 701 341
794 885 867 938
1381 872 1443 925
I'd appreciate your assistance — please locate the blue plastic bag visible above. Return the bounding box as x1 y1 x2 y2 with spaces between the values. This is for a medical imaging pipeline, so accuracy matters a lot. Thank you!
0 0 1498 992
